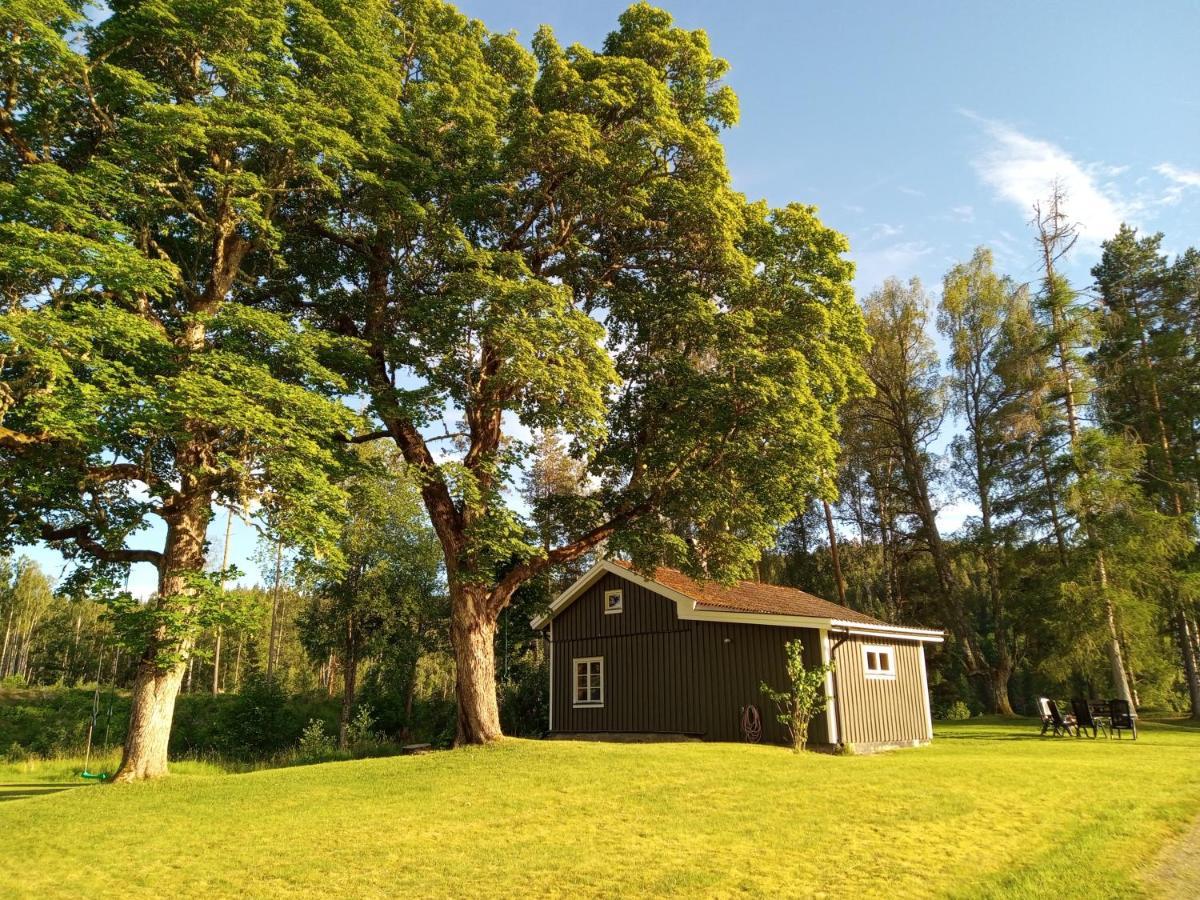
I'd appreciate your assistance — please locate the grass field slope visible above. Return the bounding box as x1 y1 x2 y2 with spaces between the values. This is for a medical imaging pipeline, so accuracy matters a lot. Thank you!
2 720 1199 898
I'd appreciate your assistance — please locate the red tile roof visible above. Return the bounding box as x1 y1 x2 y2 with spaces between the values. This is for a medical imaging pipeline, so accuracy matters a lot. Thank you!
610 560 893 627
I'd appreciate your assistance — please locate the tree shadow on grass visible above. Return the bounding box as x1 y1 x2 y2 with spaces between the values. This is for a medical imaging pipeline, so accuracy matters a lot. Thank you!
0 783 88 802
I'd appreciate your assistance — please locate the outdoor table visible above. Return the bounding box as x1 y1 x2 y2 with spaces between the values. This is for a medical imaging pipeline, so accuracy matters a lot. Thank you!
1086 700 1123 737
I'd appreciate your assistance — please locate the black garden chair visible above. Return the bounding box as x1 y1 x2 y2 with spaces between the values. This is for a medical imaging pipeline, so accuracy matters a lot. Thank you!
1108 698 1138 740
1036 697 1055 736
1046 699 1077 737
1070 698 1107 739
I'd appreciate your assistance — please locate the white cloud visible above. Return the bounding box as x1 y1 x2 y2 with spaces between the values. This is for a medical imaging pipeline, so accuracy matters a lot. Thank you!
869 222 903 240
898 185 925 197
1156 162 1200 204
951 204 975 222
966 113 1129 247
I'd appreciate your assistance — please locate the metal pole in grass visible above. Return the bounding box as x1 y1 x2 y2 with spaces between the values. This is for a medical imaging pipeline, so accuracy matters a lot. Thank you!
102 647 119 748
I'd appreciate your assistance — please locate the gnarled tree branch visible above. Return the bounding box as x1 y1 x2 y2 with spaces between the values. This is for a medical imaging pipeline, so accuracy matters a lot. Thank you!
40 522 164 567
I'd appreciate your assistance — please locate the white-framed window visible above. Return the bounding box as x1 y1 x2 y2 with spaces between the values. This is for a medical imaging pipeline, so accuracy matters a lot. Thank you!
604 589 624 614
863 644 896 679
573 657 604 707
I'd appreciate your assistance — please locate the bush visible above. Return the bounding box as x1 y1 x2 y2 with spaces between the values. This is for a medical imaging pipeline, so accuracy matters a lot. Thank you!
760 639 832 753
943 701 972 721
345 705 378 748
297 719 336 759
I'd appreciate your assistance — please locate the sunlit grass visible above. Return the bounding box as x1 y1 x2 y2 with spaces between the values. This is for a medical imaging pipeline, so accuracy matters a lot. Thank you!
1 719 1197 898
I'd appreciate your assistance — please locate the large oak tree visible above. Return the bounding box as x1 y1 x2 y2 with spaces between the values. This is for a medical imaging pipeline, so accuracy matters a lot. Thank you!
0 0 373 779
277 1 870 743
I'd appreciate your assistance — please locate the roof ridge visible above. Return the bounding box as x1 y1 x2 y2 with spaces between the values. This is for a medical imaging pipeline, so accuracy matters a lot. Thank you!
610 559 896 629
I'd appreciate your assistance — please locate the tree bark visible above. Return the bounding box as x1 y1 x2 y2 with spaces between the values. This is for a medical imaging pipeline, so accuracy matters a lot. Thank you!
111 481 211 782
338 620 357 750
989 660 1015 716
1177 608 1200 720
1037 448 1069 569
113 655 188 782
450 582 503 745
0 602 13 678
1097 550 1134 708
822 499 847 606
1191 613 1200 668
233 637 243 691
267 539 283 680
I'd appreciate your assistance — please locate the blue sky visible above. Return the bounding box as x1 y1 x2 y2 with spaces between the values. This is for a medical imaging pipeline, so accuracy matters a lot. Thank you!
20 1 1200 595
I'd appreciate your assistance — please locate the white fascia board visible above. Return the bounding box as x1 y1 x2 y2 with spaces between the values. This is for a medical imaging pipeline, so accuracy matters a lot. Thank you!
831 620 946 643
687 605 832 629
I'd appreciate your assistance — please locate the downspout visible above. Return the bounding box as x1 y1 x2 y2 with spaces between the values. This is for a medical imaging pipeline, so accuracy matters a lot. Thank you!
829 628 850 752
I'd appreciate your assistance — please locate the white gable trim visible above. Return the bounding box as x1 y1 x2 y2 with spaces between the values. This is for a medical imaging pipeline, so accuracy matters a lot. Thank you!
531 559 945 643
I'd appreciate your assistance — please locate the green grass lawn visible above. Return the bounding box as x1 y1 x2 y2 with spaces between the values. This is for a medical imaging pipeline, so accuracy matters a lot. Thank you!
2 719 1198 898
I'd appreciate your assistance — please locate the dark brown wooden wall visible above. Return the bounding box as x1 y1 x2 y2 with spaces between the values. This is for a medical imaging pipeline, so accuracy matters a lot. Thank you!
550 572 831 745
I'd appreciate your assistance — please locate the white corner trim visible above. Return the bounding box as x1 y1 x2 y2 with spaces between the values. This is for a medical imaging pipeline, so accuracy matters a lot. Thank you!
548 620 554 732
820 628 839 745
917 642 933 740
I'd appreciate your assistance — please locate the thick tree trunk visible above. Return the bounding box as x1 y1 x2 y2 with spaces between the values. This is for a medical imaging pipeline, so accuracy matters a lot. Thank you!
112 656 188 782
988 659 1015 716
111 486 211 782
450 583 502 745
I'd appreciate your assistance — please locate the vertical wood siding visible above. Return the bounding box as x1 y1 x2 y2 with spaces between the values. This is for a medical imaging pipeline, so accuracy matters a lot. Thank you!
830 634 930 746
551 573 831 745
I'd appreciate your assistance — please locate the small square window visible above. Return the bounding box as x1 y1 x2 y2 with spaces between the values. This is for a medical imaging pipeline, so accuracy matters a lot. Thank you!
863 645 895 679
604 589 623 614
573 657 604 707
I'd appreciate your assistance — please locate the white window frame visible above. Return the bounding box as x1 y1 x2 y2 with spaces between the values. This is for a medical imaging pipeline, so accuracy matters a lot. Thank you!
863 644 896 680
603 589 624 614
573 656 604 707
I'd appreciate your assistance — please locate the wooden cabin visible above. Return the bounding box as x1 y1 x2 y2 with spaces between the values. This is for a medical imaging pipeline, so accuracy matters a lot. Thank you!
531 559 943 752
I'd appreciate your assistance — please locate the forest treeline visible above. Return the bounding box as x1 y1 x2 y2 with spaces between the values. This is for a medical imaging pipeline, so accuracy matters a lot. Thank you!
764 190 1200 718
1 0 1198 781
